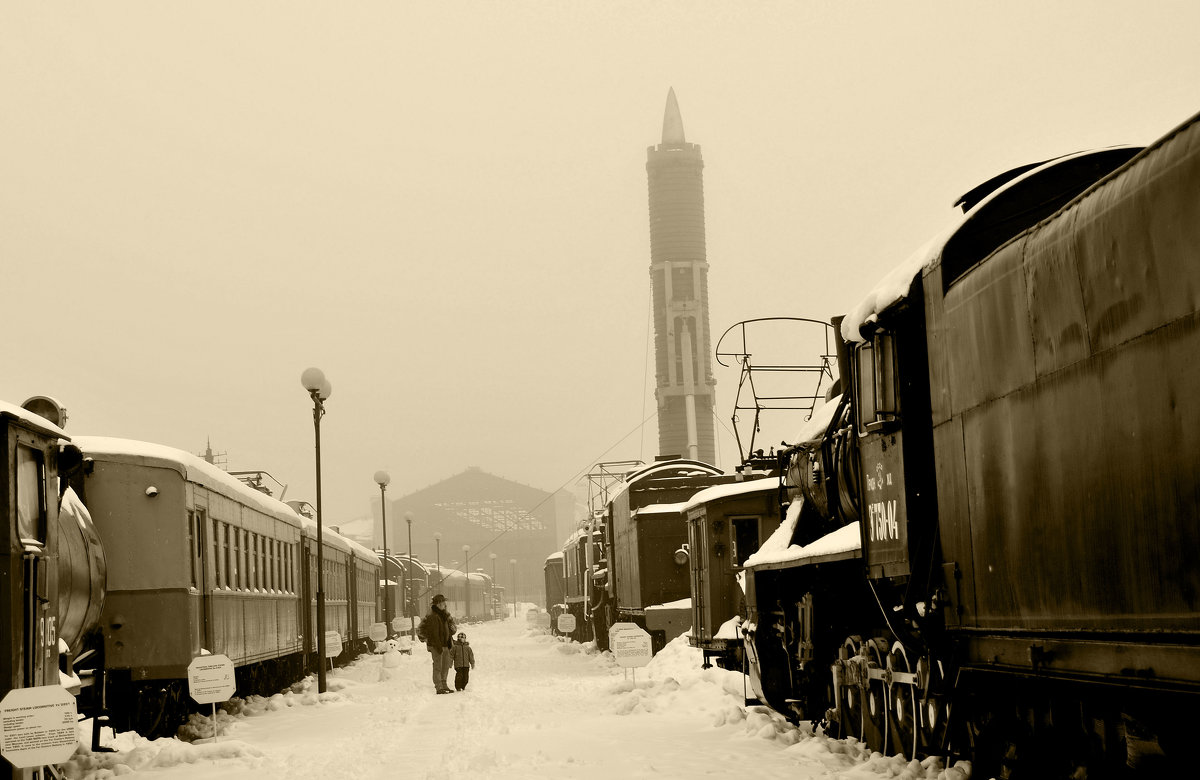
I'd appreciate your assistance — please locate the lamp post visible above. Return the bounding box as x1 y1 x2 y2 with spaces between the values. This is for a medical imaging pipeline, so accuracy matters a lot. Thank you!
374 471 391 637
510 558 517 619
489 553 497 619
462 545 471 621
434 532 442 590
301 367 332 693
405 511 415 637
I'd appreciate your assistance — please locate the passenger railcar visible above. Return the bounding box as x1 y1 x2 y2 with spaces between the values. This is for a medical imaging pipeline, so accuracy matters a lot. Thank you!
71 436 380 737
379 553 431 635
744 111 1200 774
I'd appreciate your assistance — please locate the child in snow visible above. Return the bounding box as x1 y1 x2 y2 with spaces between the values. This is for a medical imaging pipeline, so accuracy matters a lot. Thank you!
451 632 475 691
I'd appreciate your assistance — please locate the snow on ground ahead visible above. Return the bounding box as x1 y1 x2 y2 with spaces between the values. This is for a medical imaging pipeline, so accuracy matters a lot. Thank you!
62 616 972 780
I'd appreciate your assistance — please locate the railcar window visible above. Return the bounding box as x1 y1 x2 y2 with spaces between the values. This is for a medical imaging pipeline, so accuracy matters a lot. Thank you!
213 518 223 588
225 524 235 589
731 516 761 567
252 535 259 591
16 445 47 544
855 331 899 433
188 509 205 589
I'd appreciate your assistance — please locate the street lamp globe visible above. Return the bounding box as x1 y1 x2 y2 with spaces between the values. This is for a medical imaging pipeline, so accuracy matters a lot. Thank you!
300 367 325 392
374 470 390 487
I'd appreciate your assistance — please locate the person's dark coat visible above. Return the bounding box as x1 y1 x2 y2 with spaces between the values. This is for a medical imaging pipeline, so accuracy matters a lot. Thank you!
417 603 456 653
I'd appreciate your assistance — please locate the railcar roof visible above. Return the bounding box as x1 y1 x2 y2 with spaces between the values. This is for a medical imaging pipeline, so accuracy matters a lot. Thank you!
73 435 374 562
604 458 724 507
742 498 862 569
840 144 1144 343
0 398 67 438
683 477 778 513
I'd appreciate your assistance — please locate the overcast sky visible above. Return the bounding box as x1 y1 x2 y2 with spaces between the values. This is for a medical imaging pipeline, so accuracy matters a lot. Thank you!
4 2 1198 529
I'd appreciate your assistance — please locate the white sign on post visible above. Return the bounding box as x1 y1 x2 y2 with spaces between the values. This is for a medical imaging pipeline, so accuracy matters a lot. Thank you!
187 655 236 705
609 622 653 668
535 612 552 630
556 613 577 634
391 617 407 634
368 623 387 642
324 631 343 658
0 685 79 768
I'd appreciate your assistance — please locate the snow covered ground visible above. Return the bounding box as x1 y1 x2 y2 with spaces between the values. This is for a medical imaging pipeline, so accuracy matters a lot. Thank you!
61 611 974 780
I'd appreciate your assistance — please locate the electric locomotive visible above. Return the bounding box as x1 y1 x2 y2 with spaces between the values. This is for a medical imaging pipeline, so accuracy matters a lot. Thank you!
562 459 740 653
743 111 1200 774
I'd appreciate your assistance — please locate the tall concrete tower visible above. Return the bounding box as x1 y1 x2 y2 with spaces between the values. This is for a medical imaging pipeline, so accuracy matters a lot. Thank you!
646 88 717 464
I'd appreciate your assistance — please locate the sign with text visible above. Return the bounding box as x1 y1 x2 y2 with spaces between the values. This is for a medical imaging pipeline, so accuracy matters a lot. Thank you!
536 612 551 630
368 623 387 642
609 622 652 668
324 631 343 658
187 654 236 705
556 613 577 634
525 608 538 625
391 617 408 634
0 685 79 768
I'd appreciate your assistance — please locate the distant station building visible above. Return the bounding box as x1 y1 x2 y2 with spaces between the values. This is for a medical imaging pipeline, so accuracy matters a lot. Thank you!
646 88 718 464
375 466 572 607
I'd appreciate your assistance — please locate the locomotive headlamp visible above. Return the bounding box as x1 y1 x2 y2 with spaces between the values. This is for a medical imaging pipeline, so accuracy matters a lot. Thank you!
145 486 159 498
674 544 689 566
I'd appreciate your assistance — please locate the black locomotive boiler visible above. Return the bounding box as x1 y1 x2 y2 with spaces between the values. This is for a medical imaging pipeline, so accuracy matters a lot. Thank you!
742 111 1200 775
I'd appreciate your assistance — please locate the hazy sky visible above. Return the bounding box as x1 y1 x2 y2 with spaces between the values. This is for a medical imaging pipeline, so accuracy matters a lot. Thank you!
4 2 1198 528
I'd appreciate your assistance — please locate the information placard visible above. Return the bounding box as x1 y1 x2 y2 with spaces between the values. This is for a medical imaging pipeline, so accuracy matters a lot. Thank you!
556 613 577 633
368 623 387 642
324 630 343 658
187 654 236 704
609 622 652 668
536 612 552 630
0 685 79 768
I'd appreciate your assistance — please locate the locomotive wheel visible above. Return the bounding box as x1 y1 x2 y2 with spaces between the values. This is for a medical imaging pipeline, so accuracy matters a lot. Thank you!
889 642 918 759
918 656 949 753
840 636 865 742
863 638 888 755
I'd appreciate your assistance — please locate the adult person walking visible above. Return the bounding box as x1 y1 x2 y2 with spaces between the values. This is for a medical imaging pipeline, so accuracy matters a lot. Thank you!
417 594 456 694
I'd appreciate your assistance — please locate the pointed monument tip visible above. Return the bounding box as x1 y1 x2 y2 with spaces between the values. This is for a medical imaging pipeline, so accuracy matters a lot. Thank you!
662 87 686 145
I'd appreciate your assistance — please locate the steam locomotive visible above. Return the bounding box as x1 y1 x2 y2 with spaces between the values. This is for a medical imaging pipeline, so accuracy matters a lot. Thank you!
742 111 1200 775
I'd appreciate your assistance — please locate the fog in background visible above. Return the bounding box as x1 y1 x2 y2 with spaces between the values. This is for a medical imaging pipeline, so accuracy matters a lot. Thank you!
4 2 1198 532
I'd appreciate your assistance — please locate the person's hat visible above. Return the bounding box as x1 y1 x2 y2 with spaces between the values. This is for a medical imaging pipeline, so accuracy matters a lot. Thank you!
432 594 445 604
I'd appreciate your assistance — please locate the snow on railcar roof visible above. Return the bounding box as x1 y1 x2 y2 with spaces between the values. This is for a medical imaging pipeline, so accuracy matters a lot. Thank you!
0 398 67 437
632 500 690 517
683 477 778 512
742 497 862 569
545 551 564 561
73 435 366 556
605 459 724 507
